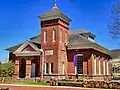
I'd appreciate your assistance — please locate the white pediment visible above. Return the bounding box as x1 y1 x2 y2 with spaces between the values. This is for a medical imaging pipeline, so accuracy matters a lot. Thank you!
13 40 41 56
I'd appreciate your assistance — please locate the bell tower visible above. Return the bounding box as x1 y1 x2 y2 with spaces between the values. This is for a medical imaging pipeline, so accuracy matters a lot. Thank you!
39 0 71 79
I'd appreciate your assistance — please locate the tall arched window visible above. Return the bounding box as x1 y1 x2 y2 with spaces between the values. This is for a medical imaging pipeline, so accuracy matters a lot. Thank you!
44 30 47 42
60 29 62 42
65 31 67 43
53 28 56 41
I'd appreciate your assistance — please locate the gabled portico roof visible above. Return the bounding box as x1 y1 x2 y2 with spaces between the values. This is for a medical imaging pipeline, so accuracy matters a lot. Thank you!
13 40 41 56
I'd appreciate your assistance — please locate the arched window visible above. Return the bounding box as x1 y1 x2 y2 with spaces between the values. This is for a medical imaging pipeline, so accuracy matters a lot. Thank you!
45 63 49 74
44 30 47 42
65 31 67 42
60 29 62 42
53 28 56 41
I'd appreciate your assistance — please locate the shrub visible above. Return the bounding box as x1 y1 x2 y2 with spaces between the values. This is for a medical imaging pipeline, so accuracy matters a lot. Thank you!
0 61 14 77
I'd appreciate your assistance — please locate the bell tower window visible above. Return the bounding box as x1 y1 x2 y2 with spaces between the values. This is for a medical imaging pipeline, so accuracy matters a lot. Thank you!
60 29 62 42
44 31 47 42
53 28 56 42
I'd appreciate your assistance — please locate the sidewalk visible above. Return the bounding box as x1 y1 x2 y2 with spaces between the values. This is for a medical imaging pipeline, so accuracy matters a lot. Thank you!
0 84 118 90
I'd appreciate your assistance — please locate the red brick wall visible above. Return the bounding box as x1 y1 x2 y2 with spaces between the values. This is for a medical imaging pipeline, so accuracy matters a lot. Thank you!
108 63 112 75
100 58 103 75
67 50 75 74
96 58 99 74
88 54 94 75
40 19 69 75
13 56 40 78
83 61 87 75
68 62 75 74
67 49 91 75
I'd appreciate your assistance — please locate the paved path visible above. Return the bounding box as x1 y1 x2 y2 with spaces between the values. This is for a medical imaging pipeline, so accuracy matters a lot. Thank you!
0 84 117 90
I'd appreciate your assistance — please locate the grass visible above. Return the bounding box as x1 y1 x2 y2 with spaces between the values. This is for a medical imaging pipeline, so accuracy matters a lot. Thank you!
0 81 49 86
14 81 49 85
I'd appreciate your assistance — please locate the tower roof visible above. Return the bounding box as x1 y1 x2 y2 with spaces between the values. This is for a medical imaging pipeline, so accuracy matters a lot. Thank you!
39 1 71 23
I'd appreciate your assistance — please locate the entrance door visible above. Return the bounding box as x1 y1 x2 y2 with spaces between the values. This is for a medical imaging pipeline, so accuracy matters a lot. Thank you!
77 56 83 74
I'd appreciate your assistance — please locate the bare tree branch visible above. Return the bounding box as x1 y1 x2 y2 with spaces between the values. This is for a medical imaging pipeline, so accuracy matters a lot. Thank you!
108 0 120 39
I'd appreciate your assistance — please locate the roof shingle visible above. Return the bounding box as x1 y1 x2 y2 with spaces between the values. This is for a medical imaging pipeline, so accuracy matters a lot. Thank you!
111 49 120 59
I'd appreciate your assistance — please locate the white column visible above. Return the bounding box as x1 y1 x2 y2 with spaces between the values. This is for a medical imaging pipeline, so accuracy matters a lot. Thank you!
94 58 96 75
75 67 77 75
49 63 51 74
103 60 106 75
107 61 109 75
99 59 101 75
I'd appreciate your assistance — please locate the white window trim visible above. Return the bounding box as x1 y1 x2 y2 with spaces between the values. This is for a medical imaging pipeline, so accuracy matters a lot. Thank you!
65 31 67 43
60 29 62 42
53 29 56 42
49 63 52 74
44 63 49 74
44 31 47 42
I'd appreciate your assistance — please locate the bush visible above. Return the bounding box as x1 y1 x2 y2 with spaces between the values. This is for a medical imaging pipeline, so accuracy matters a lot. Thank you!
58 82 62 86
0 61 14 83
0 61 14 77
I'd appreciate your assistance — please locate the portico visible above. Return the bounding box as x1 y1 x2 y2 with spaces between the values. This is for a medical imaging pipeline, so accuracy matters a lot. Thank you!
13 41 42 79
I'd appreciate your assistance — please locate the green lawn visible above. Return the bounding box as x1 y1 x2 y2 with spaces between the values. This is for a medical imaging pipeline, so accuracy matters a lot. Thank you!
1 81 49 86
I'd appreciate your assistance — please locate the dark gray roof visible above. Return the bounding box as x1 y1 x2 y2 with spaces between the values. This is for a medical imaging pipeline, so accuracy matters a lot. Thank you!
5 44 23 52
6 41 41 52
30 35 41 44
69 29 96 38
68 30 91 46
69 29 89 34
111 49 120 59
39 9 71 22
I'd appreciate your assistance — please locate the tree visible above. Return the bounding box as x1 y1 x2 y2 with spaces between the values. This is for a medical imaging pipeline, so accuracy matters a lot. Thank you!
108 0 120 39
0 61 14 77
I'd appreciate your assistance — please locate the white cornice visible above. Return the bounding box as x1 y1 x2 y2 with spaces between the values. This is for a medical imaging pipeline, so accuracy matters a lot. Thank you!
15 51 41 56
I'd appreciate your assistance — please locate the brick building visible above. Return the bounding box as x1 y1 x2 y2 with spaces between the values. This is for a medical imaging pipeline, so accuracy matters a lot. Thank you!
6 1 112 80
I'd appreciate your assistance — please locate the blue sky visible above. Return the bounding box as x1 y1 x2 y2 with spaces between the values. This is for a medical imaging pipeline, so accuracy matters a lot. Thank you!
0 0 119 62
